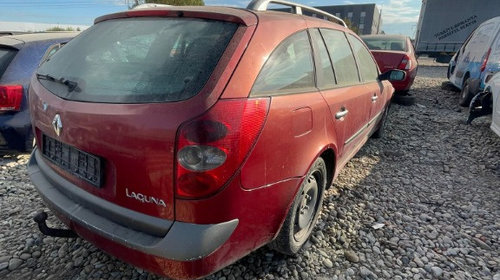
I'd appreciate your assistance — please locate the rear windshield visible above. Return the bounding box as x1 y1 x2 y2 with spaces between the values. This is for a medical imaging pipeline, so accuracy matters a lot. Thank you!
0 47 18 79
362 37 407 52
37 18 238 103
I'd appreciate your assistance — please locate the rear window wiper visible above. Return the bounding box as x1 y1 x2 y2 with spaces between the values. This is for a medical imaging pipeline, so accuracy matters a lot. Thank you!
36 73 80 93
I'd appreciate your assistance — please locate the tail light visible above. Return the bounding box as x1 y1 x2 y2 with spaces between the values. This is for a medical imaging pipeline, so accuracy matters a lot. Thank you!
176 98 270 199
398 55 411 70
480 48 491 72
0 85 23 111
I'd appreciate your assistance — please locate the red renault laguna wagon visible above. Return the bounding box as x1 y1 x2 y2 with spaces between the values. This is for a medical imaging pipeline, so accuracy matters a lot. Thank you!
28 1 403 279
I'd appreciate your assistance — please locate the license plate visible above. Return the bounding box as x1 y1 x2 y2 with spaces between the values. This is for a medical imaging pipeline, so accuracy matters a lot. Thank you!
42 134 103 187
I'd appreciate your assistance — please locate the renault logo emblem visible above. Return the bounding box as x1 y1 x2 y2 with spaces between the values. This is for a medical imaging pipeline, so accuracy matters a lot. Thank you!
52 114 63 136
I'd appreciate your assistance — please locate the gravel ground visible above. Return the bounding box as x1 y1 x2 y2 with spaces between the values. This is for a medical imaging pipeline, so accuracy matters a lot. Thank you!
1 67 499 280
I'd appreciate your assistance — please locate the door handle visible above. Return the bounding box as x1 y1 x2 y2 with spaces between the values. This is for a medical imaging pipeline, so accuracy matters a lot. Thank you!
371 94 378 102
335 108 349 119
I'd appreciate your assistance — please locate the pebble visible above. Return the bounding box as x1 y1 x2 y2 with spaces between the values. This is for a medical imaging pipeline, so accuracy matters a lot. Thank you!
322 258 333 268
19 253 31 260
344 250 360 263
0 262 8 271
431 266 443 277
8 258 22 271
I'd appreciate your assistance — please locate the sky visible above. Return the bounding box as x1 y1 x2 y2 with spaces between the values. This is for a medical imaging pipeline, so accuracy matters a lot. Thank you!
0 0 421 37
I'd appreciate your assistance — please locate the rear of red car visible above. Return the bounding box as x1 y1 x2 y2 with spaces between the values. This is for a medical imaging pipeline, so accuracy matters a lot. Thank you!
26 8 289 279
361 35 418 92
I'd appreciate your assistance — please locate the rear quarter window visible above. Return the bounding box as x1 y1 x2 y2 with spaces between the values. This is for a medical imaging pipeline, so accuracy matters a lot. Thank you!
0 47 18 79
251 31 315 96
37 18 238 103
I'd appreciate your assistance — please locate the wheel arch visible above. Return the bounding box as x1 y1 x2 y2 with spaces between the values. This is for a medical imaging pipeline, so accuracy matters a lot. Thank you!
462 72 471 87
319 148 336 189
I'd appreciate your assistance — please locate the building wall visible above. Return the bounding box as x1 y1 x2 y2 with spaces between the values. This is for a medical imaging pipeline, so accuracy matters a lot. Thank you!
313 4 381 35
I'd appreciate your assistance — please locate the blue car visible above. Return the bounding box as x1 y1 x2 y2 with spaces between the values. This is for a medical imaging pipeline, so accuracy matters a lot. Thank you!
0 32 77 152
448 16 500 106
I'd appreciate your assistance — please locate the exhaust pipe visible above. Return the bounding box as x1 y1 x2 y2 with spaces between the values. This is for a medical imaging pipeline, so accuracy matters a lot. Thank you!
33 212 78 238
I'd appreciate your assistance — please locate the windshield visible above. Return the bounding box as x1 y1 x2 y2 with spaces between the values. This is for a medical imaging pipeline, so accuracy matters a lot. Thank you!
0 47 17 79
362 37 407 51
37 18 238 103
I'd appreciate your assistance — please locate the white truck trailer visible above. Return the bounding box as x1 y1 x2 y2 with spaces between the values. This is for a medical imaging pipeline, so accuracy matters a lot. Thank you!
414 0 500 62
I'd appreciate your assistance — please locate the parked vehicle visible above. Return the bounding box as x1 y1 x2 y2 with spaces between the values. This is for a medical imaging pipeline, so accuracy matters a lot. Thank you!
414 0 500 63
467 72 500 137
0 32 76 152
361 34 418 93
448 16 500 106
27 1 404 279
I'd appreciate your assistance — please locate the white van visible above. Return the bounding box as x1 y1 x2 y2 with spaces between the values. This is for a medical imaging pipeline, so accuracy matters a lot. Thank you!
448 16 500 106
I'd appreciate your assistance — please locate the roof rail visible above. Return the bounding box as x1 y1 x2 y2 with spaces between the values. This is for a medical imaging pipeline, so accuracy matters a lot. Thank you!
133 3 172 9
247 0 347 28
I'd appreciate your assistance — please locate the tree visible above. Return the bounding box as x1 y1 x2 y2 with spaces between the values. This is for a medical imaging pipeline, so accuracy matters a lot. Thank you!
342 18 359 35
129 0 204 7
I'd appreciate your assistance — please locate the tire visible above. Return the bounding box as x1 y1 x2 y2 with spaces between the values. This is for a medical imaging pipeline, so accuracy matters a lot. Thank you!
459 78 474 107
372 105 390 139
392 93 416 106
24 131 35 153
269 157 327 255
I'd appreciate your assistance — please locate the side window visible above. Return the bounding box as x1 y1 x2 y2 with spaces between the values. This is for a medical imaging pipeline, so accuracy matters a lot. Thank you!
320 29 360 86
309 29 336 89
348 34 379 82
465 23 494 60
251 31 315 95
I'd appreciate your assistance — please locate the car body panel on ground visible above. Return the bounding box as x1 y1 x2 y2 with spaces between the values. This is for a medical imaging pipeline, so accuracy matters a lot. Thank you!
0 32 77 151
28 3 397 279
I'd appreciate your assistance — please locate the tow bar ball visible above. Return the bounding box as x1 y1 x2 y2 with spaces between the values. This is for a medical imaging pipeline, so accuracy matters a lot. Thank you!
33 211 78 238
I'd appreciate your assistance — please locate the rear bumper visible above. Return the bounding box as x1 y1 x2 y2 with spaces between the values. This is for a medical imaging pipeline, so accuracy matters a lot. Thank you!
27 148 238 261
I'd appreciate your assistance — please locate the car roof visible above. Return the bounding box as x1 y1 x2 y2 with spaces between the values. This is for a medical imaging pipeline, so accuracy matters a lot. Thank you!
0 32 78 47
481 15 500 26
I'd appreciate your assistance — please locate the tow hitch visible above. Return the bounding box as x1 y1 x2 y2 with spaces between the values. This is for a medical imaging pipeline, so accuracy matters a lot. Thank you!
33 212 78 238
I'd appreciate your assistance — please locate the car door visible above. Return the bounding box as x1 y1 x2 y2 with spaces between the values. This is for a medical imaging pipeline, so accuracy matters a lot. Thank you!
318 28 373 164
347 33 386 123
241 30 331 189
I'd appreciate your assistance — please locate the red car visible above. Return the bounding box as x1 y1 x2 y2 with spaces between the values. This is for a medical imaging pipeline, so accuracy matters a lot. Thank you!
28 1 403 279
361 34 418 93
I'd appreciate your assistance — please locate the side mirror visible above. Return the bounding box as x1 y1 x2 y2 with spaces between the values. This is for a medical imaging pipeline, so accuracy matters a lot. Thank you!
378 69 406 81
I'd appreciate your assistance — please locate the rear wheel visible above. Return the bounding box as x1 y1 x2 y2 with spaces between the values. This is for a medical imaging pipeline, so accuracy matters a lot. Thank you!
459 78 474 107
269 157 326 255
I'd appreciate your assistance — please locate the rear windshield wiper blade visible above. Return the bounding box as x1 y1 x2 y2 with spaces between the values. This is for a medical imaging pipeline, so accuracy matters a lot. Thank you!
36 73 80 93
